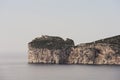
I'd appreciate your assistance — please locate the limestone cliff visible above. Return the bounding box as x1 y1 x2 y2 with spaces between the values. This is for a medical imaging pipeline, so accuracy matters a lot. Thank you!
28 35 74 64
28 35 120 65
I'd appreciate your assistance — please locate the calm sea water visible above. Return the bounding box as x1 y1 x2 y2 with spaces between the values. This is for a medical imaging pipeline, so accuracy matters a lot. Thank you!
0 53 120 80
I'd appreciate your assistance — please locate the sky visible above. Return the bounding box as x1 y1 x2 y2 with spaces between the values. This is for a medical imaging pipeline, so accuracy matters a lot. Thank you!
0 0 120 53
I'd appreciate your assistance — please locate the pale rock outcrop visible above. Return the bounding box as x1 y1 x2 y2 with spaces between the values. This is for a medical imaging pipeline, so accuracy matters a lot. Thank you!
28 35 73 64
28 35 120 65
68 43 120 64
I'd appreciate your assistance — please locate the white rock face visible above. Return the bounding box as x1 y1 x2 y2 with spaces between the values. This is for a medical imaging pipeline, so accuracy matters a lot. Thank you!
28 35 120 65
68 43 120 64
28 35 73 64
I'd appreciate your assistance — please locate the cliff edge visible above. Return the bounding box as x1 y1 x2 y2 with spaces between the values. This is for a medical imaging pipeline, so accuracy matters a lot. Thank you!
28 35 120 65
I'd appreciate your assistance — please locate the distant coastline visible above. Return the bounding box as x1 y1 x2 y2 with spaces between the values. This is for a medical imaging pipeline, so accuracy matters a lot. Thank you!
28 35 120 65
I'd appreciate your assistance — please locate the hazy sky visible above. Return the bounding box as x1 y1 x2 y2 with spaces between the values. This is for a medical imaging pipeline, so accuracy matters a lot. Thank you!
0 0 120 53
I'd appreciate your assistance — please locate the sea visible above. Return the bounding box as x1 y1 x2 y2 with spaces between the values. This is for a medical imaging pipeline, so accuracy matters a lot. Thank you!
0 53 120 80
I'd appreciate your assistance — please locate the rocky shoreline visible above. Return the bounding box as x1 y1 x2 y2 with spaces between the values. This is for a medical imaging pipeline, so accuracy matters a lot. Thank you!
28 35 120 65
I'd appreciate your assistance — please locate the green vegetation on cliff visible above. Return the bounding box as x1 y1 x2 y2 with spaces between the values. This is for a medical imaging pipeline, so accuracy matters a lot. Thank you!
29 35 74 49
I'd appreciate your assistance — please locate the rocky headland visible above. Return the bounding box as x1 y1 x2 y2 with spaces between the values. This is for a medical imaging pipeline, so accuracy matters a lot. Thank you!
28 35 120 65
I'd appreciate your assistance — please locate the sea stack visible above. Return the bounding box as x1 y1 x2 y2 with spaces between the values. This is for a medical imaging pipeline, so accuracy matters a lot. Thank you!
28 35 120 65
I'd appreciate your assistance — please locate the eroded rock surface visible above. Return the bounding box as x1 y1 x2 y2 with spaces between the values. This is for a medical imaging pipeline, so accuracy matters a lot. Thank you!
28 35 74 64
28 35 120 65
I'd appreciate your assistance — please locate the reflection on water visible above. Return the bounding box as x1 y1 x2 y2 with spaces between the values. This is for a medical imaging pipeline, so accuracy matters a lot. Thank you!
0 53 120 80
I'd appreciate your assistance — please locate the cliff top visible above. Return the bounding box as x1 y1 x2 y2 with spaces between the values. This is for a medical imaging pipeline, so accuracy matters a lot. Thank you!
29 35 74 49
94 35 120 45
29 35 120 49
